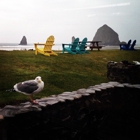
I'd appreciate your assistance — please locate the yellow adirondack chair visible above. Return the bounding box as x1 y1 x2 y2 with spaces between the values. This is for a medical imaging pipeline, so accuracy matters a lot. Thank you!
34 35 58 56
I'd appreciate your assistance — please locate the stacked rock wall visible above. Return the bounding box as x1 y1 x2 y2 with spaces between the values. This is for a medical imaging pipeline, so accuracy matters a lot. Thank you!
0 82 140 140
107 61 140 84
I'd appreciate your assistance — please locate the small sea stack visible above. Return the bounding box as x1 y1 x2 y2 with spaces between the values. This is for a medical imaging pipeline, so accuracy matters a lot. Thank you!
19 36 27 45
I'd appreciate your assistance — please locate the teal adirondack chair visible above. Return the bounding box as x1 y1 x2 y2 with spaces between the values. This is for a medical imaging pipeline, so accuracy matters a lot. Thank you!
77 37 89 54
62 38 79 54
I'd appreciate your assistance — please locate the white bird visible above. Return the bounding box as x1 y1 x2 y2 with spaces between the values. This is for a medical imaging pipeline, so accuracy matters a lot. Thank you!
13 76 44 103
133 61 140 65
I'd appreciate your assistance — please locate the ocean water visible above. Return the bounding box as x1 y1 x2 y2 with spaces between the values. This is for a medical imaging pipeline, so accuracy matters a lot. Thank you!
0 43 140 51
0 43 62 51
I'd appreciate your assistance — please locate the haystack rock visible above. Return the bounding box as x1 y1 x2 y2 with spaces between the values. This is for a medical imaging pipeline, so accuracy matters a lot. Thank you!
19 36 27 45
93 24 120 45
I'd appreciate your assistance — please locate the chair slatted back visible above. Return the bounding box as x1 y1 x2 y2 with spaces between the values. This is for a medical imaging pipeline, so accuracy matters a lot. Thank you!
79 38 87 51
44 35 55 51
71 38 79 51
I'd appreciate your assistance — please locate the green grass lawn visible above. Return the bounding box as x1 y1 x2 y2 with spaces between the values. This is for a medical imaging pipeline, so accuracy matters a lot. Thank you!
0 49 140 107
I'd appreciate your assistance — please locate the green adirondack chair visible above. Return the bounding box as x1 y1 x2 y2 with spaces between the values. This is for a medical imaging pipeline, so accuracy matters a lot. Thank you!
62 38 79 54
77 37 89 54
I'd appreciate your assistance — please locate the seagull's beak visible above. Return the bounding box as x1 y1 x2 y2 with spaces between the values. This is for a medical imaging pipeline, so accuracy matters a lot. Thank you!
38 80 42 83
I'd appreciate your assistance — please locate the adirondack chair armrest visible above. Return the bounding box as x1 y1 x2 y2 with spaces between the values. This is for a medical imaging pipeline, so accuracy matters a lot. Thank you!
68 44 74 47
63 43 71 45
62 43 72 48
34 43 45 50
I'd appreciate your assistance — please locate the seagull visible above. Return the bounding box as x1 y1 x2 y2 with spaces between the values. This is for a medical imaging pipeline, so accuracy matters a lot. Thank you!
133 61 140 65
13 76 44 103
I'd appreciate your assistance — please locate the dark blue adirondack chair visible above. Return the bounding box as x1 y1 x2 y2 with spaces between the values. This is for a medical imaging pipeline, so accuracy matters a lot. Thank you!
62 38 79 54
120 40 131 50
130 40 136 50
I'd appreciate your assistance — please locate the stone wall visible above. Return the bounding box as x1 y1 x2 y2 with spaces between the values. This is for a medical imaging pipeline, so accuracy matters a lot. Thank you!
107 60 140 84
0 82 140 140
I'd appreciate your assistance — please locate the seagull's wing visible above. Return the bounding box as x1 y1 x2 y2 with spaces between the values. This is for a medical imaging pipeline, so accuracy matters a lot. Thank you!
15 80 39 94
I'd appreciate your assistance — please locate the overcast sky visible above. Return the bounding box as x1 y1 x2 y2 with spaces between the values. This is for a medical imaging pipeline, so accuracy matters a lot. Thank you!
0 0 140 44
